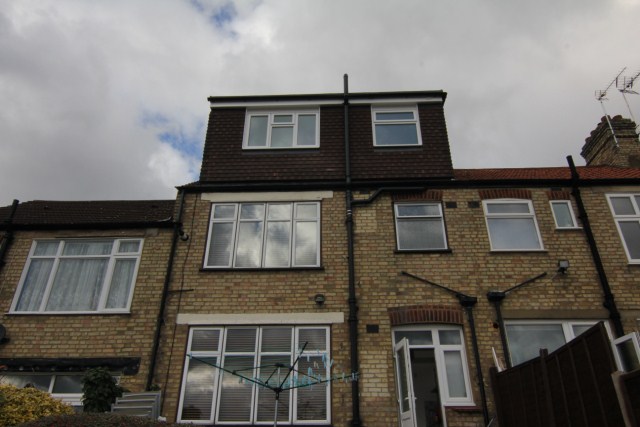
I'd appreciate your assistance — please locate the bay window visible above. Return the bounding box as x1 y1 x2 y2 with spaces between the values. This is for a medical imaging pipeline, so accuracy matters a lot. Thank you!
11 239 142 313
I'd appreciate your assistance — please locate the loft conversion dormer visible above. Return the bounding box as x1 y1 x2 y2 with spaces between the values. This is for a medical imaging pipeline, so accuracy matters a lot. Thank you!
198 90 453 186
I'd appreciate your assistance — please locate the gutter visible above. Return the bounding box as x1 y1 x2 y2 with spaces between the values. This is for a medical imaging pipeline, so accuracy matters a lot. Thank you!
0 200 19 272
567 156 624 337
146 190 186 390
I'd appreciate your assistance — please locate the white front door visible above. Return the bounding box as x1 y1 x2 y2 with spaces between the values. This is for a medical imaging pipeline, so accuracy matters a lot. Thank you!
394 338 416 427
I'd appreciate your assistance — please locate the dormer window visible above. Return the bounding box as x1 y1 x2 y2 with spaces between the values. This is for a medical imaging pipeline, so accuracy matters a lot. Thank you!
372 105 422 147
243 109 319 149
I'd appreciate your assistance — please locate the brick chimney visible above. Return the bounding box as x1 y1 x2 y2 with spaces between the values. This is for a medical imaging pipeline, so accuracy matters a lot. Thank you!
581 115 640 167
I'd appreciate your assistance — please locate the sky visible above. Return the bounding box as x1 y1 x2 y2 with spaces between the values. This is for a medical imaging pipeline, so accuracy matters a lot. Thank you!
1 0 639 204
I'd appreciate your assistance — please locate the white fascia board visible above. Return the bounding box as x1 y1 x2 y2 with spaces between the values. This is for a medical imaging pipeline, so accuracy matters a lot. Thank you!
210 99 341 108
177 312 345 325
350 96 442 105
201 190 333 202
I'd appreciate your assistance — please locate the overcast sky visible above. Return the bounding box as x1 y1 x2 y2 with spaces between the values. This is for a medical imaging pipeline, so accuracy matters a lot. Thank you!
1 0 639 204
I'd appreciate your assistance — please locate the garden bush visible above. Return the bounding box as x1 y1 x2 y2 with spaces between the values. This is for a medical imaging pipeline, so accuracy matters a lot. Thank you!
81 368 123 413
17 413 186 426
0 383 74 426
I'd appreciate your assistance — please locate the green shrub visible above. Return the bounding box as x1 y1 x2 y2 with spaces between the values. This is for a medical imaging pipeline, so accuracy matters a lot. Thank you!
17 413 187 426
81 368 123 413
0 384 74 426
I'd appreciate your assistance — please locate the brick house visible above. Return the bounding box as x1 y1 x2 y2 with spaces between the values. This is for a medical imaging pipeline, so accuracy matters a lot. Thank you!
0 200 174 408
1 85 639 426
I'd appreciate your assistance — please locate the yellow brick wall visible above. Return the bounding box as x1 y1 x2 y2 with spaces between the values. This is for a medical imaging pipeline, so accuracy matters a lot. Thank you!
0 227 173 392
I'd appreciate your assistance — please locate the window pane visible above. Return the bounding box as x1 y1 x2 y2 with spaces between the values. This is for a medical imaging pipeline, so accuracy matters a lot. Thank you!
240 204 264 220
15 259 54 311
611 196 635 215
271 127 293 148
487 218 540 250
552 202 575 228
46 259 107 311
506 324 566 365
443 351 467 398
248 116 268 147
261 328 292 352
299 329 326 351
619 221 640 259
235 222 263 268
439 330 462 345
105 259 135 309
376 112 414 121
397 219 445 250
396 204 440 217
297 115 317 146
191 330 221 352
34 241 59 256
296 356 327 421
396 345 410 412
118 240 140 253
256 355 291 422
273 114 293 123
267 204 291 220
394 330 433 346
264 222 291 268
52 375 83 393
218 356 255 422
486 203 530 214
1 375 51 391
181 357 217 421
294 221 318 266
295 204 317 219
213 205 236 219
207 223 234 267
616 339 640 372
225 329 257 352
62 241 112 256
571 324 593 338
375 123 419 146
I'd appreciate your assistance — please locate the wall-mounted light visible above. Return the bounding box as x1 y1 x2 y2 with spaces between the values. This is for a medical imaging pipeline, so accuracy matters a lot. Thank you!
557 260 570 274
314 294 326 306
178 227 189 241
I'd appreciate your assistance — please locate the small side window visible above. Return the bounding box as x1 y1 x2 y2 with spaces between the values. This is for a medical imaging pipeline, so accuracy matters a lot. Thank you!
550 201 579 229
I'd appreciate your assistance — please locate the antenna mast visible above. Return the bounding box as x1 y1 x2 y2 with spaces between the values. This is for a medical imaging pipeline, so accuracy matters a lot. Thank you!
617 70 640 132
595 67 626 147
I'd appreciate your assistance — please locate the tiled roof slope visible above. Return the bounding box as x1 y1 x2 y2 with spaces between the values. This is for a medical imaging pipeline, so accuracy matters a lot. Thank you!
0 200 174 229
454 166 640 181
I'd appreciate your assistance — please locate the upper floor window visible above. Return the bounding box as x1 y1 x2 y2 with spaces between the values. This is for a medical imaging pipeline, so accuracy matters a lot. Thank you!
550 200 579 229
372 105 422 147
205 202 320 269
11 239 143 314
483 200 543 251
394 203 447 250
243 109 319 149
607 194 640 263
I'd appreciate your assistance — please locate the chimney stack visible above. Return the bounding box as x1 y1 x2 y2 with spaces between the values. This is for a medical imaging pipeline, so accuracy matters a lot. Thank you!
581 115 640 167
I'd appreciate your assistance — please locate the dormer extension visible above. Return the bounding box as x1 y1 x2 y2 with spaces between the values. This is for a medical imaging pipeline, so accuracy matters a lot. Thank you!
198 90 453 188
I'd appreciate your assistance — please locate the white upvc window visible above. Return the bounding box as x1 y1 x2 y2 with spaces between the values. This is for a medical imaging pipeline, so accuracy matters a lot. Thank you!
550 200 579 229
606 194 640 263
243 109 319 149
11 239 143 314
1 373 87 409
504 320 598 366
371 105 422 147
612 332 640 372
204 202 320 269
483 200 543 251
394 203 447 250
178 326 331 425
392 326 474 406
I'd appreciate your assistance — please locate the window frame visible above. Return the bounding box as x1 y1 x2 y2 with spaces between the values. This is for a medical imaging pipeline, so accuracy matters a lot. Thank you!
504 320 600 366
393 202 448 251
482 199 544 251
203 202 321 269
392 325 474 406
606 193 640 263
243 109 320 149
549 200 580 229
371 105 422 147
177 326 331 425
10 238 143 314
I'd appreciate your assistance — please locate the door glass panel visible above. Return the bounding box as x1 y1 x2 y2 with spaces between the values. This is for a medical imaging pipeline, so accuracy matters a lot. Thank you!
443 351 467 398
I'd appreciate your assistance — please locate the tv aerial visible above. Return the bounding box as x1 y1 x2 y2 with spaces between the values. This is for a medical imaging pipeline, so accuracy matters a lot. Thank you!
617 69 640 131
594 68 626 147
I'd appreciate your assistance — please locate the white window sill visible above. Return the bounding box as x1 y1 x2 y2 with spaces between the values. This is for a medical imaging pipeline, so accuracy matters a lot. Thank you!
8 310 131 316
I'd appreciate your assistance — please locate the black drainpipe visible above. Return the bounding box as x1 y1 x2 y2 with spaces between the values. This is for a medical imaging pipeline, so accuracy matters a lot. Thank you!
567 156 624 337
401 271 490 426
146 190 186 390
0 200 19 272
343 74 362 427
